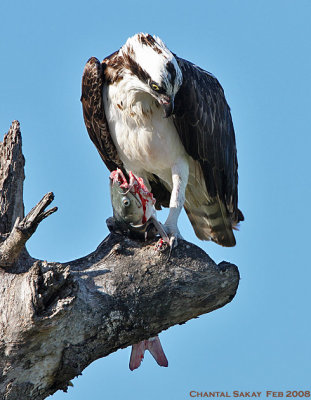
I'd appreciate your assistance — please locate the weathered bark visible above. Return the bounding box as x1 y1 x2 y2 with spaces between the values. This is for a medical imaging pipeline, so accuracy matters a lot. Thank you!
0 122 240 400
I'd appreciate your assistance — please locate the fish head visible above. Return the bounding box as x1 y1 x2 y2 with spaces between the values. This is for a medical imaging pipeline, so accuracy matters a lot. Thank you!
110 169 156 226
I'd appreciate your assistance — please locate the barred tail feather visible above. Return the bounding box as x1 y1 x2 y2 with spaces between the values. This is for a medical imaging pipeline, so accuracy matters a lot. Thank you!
184 202 235 246
184 166 236 247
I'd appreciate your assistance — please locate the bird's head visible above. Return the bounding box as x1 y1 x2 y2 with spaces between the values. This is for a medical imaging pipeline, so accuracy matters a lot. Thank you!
119 33 183 117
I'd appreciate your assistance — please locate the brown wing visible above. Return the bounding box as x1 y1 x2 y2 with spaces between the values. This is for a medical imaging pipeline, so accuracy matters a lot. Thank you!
173 56 244 246
81 57 124 172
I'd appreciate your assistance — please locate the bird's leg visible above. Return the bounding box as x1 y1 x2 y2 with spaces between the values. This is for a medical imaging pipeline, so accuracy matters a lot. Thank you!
164 158 189 248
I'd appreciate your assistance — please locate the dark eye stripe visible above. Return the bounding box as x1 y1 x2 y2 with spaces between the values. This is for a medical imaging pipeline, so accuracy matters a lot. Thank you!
150 81 166 94
166 61 176 84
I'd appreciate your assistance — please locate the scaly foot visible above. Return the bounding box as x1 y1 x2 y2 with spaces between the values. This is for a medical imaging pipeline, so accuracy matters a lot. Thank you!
163 223 183 248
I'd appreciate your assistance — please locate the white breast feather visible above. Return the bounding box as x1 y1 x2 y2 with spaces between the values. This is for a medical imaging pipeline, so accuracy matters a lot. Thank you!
103 78 187 185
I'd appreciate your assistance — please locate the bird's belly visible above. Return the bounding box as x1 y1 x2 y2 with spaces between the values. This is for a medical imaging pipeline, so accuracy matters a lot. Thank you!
108 110 186 176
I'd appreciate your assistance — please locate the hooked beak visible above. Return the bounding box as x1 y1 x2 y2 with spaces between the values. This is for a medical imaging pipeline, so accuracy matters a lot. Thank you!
159 95 174 118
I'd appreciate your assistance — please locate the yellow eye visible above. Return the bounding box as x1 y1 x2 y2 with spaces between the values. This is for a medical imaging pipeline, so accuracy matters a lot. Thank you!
151 83 160 91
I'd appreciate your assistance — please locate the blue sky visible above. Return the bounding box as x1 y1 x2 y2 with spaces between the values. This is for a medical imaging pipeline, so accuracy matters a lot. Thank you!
1 0 311 399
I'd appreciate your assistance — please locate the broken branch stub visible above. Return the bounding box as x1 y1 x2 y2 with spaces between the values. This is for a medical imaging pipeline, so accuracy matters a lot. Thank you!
0 120 25 235
0 122 58 269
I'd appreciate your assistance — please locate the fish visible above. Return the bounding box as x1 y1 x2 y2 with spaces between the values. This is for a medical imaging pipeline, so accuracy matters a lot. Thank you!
108 169 168 371
108 169 168 242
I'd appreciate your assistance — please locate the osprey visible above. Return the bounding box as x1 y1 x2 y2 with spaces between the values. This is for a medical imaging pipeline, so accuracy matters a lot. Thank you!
81 33 243 246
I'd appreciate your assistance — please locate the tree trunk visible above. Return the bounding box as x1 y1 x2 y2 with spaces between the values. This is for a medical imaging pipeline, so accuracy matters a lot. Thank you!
0 121 240 400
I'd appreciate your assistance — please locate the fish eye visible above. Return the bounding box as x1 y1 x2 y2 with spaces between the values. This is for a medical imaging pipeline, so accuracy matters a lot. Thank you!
150 82 160 91
122 197 131 207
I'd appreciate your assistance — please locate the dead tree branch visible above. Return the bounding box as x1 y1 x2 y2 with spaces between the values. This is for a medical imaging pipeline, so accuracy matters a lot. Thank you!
0 192 57 268
0 121 240 400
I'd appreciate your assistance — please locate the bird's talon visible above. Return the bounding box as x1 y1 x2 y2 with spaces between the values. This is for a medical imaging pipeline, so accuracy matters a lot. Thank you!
169 236 178 249
155 238 168 252
162 223 182 249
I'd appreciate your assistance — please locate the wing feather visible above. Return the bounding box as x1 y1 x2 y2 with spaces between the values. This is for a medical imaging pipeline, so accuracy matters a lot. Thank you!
173 57 243 245
81 57 124 172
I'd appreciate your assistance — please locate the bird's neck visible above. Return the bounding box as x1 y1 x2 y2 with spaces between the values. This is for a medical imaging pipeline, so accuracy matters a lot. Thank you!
108 79 157 124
